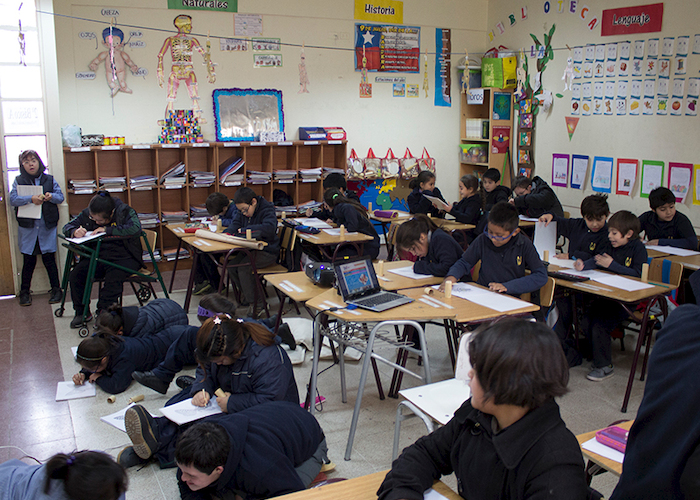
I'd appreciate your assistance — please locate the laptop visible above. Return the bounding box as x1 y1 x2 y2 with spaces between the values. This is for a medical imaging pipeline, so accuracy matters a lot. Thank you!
333 256 413 312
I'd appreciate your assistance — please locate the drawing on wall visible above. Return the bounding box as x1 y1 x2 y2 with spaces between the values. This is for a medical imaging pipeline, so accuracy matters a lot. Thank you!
89 27 139 97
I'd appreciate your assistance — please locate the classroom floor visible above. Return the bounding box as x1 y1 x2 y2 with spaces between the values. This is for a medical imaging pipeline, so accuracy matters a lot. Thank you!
0 270 650 499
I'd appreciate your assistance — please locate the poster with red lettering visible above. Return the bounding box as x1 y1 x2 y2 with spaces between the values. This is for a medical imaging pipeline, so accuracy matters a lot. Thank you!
355 23 420 73
601 3 663 36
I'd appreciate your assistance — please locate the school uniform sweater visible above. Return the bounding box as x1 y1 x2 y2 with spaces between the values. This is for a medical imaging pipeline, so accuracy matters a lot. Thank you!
313 189 361 222
407 187 446 218
225 195 280 255
484 185 511 211
331 203 380 260
220 202 237 228
639 210 698 250
413 229 465 277
551 216 612 261
581 238 647 277
119 298 188 338
446 232 547 296
512 176 564 218
448 194 482 225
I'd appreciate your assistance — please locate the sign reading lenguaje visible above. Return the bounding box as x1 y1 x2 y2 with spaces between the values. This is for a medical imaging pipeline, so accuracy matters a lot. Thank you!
355 23 420 73
601 3 663 36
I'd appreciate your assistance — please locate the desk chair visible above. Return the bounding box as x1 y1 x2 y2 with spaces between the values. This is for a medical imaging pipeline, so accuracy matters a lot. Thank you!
125 229 168 305
392 333 473 460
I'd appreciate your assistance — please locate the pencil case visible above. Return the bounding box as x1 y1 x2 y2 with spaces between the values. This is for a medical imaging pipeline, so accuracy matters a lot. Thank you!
595 425 629 453
184 227 199 233
374 210 400 218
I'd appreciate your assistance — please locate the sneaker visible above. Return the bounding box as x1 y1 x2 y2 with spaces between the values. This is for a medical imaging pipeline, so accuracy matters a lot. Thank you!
49 287 63 304
176 375 195 390
244 305 263 319
117 446 150 468
132 371 169 395
193 281 213 295
277 323 296 350
70 312 93 328
19 291 31 307
125 405 159 460
586 365 614 382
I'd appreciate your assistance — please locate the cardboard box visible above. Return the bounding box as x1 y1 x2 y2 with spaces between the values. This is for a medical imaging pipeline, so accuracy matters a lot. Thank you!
299 127 347 141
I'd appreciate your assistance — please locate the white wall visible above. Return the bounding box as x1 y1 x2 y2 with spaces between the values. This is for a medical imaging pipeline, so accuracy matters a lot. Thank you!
487 0 700 229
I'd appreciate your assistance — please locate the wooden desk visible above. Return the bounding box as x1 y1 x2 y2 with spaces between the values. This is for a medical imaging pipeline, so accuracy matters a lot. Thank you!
646 248 670 258
577 420 633 480
276 470 460 500
264 271 330 333
376 260 444 291
667 253 700 271
386 218 475 258
164 223 204 293
369 210 411 256
297 231 374 261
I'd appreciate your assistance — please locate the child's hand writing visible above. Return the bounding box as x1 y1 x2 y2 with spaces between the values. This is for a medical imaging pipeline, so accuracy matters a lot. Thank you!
439 277 456 292
73 372 86 385
92 227 106 234
574 259 585 271
73 227 87 238
192 390 210 407
539 214 554 226
216 392 231 413
489 282 507 293
594 253 613 268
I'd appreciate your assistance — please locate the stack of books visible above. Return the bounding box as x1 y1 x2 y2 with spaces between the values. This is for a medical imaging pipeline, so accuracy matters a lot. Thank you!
130 175 158 190
161 210 188 223
297 200 324 213
142 248 161 262
70 179 96 194
160 161 186 188
137 212 159 228
190 171 216 187
219 156 244 186
247 170 272 184
273 170 297 183
190 205 209 219
300 168 323 182
99 176 126 192
275 204 297 216
163 247 191 261
323 167 346 177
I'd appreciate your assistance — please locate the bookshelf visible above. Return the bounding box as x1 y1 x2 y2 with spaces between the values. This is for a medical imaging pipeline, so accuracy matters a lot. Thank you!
460 87 514 187
63 140 347 269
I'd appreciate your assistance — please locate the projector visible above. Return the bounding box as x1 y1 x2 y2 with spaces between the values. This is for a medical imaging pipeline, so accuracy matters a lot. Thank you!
305 262 335 287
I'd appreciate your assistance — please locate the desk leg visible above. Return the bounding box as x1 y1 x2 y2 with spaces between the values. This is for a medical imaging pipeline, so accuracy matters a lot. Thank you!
168 237 183 293
183 250 199 314
307 314 324 414
273 295 286 335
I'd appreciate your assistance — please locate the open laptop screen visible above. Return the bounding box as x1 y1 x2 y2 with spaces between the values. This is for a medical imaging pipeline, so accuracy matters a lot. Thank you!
336 257 377 298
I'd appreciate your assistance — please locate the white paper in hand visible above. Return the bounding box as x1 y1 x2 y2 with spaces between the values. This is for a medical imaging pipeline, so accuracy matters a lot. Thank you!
56 381 96 401
533 221 557 261
159 397 222 425
423 194 449 210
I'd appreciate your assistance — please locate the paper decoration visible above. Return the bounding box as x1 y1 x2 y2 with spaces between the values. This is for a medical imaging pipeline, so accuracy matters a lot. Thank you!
616 159 638 196
89 26 139 97
571 155 589 189
354 23 420 73
694 165 700 205
519 131 531 146
422 50 429 97
360 46 371 98
676 36 689 56
694 35 700 55
675 57 687 75
434 28 451 107
640 160 664 197
18 20 26 66
298 45 309 93
552 154 569 187
565 116 579 140
562 56 574 90
591 156 613 193
668 162 692 203
492 92 511 120
491 126 510 154
647 38 659 57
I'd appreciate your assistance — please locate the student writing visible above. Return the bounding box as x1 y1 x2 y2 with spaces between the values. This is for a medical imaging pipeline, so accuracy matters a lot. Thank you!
510 175 564 218
394 214 464 277
306 172 361 222
407 170 446 218
481 167 511 212
639 186 698 250
323 188 380 260
94 299 188 338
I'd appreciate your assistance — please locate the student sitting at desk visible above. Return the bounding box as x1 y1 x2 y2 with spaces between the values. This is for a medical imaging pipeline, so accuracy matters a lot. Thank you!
407 170 446 218
540 194 611 366
63 192 142 328
94 298 188 338
395 214 463 277
224 187 280 318
639 186 698 250
305 172 361 222
377 319 587 500
574 210 647 381
510 175 564 218
192 193 238 295
481 167 511 212
442 202 547 296
442 174 482 244
323 188 380 260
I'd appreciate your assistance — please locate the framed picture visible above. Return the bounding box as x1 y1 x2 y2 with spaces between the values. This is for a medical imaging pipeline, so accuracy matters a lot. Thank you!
519 166 532 177
518 150 531 164
519 113 533 128
519 131 531 147
213 88 284 142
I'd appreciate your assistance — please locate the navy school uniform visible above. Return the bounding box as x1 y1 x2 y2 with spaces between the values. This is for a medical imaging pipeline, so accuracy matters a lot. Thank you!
220 201 237 228
225 195 280 256
639 210 698 250
332 203 380 260
119 298 188 338
448 194 482 225
446 232 547 296
553 216 612 261
407 187 446 218
580 238 647 277
512 176 564 218
413 229 464 277
313 189 361 223
484 185 511 212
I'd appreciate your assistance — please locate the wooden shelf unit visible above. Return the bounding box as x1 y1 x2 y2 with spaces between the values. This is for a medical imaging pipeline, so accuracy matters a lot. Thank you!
460 87 514 187
63 140 347 266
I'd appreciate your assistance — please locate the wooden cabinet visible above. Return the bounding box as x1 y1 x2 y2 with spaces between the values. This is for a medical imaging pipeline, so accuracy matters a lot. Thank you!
460 87 514 187
63 140 347 268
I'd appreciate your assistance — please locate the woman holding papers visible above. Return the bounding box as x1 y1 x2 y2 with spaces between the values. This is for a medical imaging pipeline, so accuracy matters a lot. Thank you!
395 215 463 277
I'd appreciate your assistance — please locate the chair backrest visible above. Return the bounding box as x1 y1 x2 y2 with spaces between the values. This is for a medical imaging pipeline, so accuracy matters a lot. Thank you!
454 332 473 381
278 224 296 252
470 260 481 281
563 211 571 218
647 257 683 288
141 229 157 254
539 276 556 308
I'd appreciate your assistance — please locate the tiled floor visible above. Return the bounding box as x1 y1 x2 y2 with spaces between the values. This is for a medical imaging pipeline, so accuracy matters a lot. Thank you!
1 269 648 498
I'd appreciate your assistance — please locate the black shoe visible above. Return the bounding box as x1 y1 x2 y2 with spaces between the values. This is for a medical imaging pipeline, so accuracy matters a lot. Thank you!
132 371 169 395
117 446 150 468
278 323 296 350
70 312 93 329
125 405 159 460
49 287 62 304
19 291 31 307
176 375 195 390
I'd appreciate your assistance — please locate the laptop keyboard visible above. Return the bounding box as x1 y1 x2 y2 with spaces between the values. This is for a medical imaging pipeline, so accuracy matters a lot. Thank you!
354 293 399 307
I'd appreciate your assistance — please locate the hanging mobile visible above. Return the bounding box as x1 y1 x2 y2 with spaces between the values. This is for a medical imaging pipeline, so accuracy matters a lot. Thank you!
422 49 429 97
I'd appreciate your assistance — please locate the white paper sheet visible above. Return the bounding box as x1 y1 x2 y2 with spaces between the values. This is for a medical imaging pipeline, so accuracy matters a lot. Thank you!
434 283 532 313
293 218 333 229
518 215 540 222
100 403 151 432
66 231 105 245
424 488 451 500
533 221 557 261
55 381 96 401
16 185 43 219
582 437 624 464
592 275 654 291
322 228 359 236
645 245 700 257
388 266 434 280
550 257 576 268
423 194 449 210
159 397 223 425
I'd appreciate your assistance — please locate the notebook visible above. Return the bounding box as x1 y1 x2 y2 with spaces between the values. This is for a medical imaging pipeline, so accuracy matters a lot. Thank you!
333 256 413 312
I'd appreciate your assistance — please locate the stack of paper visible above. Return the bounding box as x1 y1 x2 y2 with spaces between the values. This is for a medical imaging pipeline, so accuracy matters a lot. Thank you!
190 205 209 219
190 171 216 187
247 170 272 184
323 167 346 176
161 210 188 223
142 249 161 262
137 212 159 228
273 170 297 183
297 200 323 212
223 174 244 186
219 156 244 184
130 175 158 190
163 247 190 261
300 168 322 182
163 176 186 189
276 205 297 216
159 161 186 186
70 179 96 194
159 397 223 425
99 176 126 192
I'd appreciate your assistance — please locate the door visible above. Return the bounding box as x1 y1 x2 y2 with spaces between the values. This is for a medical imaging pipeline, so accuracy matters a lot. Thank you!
0 171 15 295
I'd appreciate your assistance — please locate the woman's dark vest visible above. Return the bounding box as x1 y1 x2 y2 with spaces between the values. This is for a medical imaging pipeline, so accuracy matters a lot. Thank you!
15 173 59 229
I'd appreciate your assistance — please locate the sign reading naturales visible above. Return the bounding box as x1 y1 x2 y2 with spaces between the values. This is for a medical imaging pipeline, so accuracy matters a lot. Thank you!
167 0 237 13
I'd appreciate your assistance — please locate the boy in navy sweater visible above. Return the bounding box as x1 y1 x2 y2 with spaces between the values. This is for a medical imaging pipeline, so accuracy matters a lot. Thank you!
395 214 464 277
575 210 648 381
442 202 547 296
511 175 564 218
639 187 698 250
540 194 611 366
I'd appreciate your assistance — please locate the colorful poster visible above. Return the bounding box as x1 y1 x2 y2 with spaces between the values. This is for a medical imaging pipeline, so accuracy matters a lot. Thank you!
591 156 613 193
491 126 510 154
434 28 451 107
616 158 638 196
355 23 420 72
571 155 589 189
492 92 511 120
640 160 664 197
552 154 569 187
354 0 404 23
694 164 700 205
668 162 693 203
601 3 664 36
